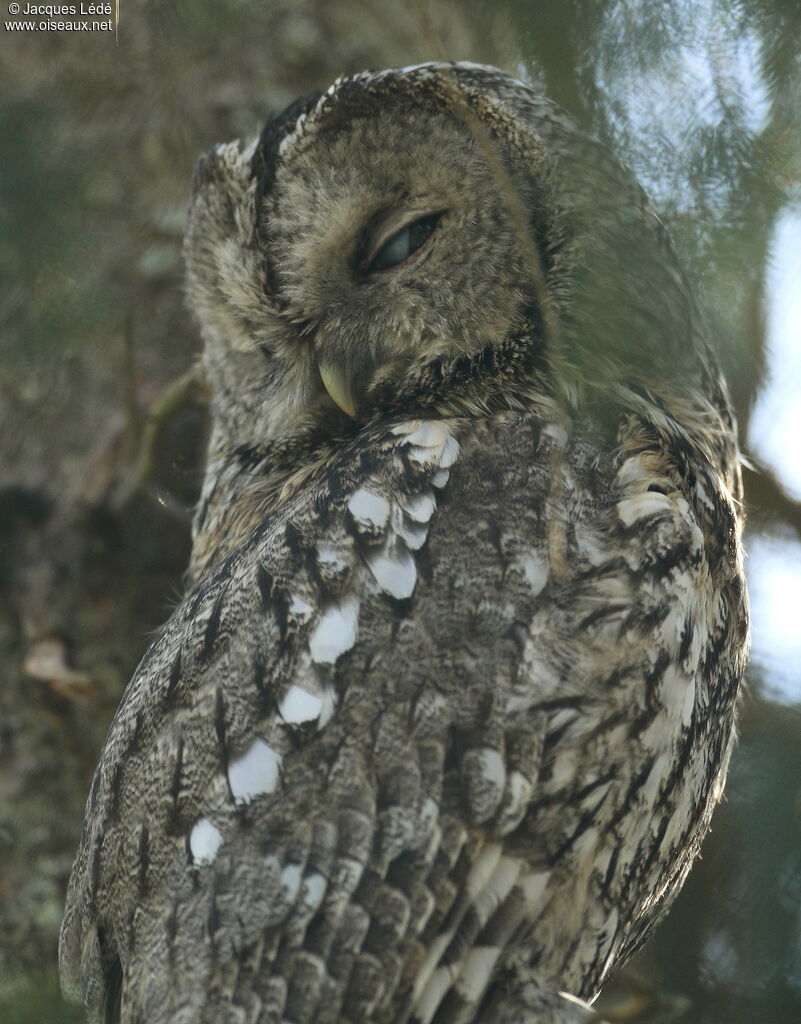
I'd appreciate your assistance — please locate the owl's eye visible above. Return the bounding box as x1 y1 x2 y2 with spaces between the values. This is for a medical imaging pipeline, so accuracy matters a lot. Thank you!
368 213 441 272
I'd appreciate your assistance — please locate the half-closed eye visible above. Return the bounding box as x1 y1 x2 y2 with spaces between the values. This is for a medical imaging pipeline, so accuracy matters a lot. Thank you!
368 212 442 272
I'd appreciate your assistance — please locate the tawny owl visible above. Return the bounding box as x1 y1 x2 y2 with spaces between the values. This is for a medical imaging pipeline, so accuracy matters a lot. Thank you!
59 63 749 1024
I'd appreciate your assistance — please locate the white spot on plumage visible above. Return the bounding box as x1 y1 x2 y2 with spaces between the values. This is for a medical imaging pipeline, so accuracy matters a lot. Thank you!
617 491 672 525
643 751 667 812
520 869 551 906
399 62 435 74
408 444 442 467
549 748 580 790
455 946 501 1004
520 553 548 595
542 422 568 449
280 862 303 903
416 857 522 1023
189 818 223 865
317 545 347 571
416 966 454 1024
418 797 439 838
616 455 652 489
318 686 337 728
548 708 581 735
399 491 436 523
573 824 600 858
228 739 282 804
574 522 610 567
695 479 715 511
439 435 459 468
421 820 442 865
405 421 448 449
300 872 327 914
431 468 450 489
499 770 533 834
466 842 503 897
279 684 323 724
277 136 293 158
584 779 613 815
660 663 696 727
414 888 436 935
412 909 461 1002
393 420 458 473
477 745 508 790
681 674 697 727
309 597 359 664
347 488 390 530
289 594 313 621
240 137 258 163
391 419 419 436
396 517 429 551
474 855 522 921
331 854 363 898
659 602 686 650
366 544 417 599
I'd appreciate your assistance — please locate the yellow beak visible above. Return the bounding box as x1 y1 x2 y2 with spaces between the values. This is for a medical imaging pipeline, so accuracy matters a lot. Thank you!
319 362 358 418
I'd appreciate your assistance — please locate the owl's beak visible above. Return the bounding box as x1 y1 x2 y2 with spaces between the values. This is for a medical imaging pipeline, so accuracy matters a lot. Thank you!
319 362 358 419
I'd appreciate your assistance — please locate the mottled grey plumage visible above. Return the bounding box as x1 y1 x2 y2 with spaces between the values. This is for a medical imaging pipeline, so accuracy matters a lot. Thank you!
60 63 748 1024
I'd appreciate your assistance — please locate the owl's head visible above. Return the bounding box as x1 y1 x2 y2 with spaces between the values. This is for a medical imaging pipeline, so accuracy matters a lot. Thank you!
185 62 706 453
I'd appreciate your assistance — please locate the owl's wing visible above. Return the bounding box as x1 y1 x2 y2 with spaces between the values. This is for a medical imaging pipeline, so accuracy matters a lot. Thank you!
60 417 480 1023
60 410 742 1024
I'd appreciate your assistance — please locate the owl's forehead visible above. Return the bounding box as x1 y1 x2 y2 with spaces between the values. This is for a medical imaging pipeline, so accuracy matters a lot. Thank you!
275 68 468 154
249 66 535 222
273 95 479 200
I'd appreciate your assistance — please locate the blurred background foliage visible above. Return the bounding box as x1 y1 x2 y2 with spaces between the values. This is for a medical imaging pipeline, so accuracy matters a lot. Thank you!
0 1 799 1021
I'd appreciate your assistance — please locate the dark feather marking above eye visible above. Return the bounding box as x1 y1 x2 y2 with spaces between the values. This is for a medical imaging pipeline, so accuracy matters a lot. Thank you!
251 88 326 299
250 89 326 198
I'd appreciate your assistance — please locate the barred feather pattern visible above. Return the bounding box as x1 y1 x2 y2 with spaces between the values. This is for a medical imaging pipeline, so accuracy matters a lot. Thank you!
60 62 748 1024
60 405 746 1024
